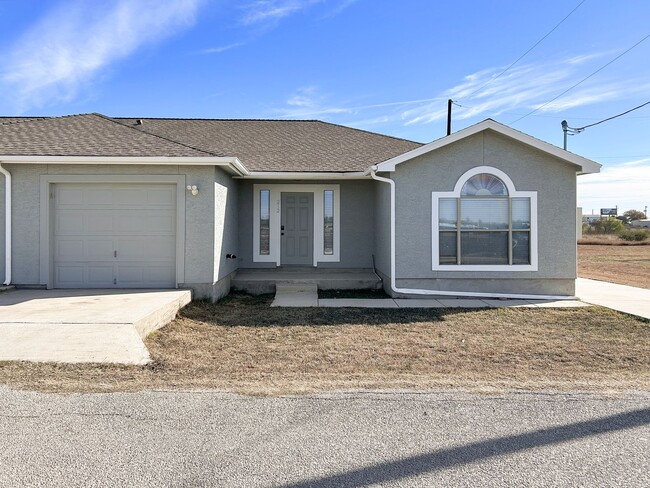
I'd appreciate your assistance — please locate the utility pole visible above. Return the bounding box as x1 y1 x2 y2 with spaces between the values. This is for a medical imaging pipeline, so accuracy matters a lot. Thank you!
561 120 568 150
447 99 452 136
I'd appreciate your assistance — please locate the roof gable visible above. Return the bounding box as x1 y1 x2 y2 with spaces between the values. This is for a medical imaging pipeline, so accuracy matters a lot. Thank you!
374 119 601 175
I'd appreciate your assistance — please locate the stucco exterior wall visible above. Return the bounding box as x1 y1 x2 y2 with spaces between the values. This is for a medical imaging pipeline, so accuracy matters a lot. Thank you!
1 163 222 288
0 172 5 283
373 179 391 277
214 166 239 281
389 130 578 295
237 179 376 269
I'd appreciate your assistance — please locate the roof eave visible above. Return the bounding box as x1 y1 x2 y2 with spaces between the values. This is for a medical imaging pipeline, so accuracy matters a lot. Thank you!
373 119 602 175
0 155 250 176
235 171 369 180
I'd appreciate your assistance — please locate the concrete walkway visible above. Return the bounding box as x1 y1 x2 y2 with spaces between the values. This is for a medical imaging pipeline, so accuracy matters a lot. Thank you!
576 278 650 320
270 286 588 309
0 289 191 365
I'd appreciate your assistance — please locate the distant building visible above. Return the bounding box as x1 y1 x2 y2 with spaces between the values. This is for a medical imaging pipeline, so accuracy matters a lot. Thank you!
630 220 650 228
582 214 603 224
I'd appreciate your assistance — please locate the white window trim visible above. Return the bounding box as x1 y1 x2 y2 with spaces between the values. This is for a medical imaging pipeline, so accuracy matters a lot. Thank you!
431 166 538 272
253 184 340 266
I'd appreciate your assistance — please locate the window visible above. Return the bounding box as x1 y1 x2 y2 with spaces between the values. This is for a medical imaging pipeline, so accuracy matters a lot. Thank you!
432 167 537 271
323 190 334 255
259 189 270 255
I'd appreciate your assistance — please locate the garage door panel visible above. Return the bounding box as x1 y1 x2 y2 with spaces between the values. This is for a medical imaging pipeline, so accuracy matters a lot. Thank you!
147 214 175 233
57 188 85 206
85 211 115 234
56 265 85 287
87 265 115 285
56 210 85 234
144 266 175 284
147 188 176 206
54 183 177 288
55 239 85 260
87 240 114 260
84 188 113 206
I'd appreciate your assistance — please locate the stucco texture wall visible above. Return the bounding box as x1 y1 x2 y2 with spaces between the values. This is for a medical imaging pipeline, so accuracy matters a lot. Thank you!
214 166 239 281
389 130 578 295
2 163 222 287
237 179 376 269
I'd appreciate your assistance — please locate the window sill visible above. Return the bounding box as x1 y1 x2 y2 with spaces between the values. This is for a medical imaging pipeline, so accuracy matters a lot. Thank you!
433 264 538 272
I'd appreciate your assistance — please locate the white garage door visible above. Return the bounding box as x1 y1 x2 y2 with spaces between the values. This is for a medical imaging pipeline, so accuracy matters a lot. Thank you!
54 183 177 288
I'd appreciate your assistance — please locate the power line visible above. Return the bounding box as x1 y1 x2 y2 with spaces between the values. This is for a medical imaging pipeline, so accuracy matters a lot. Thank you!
571 100 650 131
459 0 587 101
510 33 650 124
451 100 650 121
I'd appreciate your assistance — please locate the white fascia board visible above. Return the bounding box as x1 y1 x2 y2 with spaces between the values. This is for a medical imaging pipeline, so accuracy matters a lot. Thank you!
0 155 249 176
374 119 602 175
237 171 369 180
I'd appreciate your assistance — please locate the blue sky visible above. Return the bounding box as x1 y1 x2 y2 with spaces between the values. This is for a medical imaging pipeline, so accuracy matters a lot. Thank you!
0 0 648 214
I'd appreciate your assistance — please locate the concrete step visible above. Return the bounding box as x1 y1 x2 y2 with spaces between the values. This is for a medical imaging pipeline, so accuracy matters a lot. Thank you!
232 268 383 295
271 283 318 307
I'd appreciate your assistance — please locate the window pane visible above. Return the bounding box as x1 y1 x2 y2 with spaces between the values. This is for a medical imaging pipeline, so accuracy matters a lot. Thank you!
324 190 334 255
512 198 530 229
461 232 508 264
439 232 457 264
461 198 509 229
461 174 508 196
512 231 530 264
439 198 457 229
260 190 270 255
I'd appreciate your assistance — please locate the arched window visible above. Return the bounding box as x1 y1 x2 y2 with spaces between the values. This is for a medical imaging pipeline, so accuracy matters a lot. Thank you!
432 167 537 270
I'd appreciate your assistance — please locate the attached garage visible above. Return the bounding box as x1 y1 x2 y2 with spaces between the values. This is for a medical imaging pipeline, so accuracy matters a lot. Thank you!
52 183 177 288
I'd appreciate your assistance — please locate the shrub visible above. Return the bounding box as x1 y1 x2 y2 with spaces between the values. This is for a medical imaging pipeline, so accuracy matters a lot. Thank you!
593 218 625 235
618 229 649 242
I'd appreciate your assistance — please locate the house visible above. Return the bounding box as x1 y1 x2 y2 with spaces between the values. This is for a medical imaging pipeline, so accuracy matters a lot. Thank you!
0 114 600 300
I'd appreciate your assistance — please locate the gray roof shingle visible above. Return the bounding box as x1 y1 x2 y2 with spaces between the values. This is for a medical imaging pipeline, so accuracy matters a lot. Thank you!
0 113 212 158
0 113 423 171
114 118 423 172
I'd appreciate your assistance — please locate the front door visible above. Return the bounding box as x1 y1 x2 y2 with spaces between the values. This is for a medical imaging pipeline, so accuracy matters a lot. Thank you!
281 192 313 265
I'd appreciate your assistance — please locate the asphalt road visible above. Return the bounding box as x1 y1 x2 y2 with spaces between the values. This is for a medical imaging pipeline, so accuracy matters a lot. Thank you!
1 387 649 487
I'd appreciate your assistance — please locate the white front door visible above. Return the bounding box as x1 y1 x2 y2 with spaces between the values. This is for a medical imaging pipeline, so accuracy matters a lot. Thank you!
53 183 176 288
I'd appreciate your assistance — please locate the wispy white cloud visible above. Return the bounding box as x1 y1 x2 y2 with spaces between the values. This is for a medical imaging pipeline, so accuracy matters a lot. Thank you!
273 51 649 134
578 161 650 212
400 55 646 125
198 42 245 54
1 0 202 111
321 0 359 18
240 0 323 25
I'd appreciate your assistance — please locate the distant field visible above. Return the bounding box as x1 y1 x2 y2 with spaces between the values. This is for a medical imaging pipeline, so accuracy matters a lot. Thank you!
578 244 650 289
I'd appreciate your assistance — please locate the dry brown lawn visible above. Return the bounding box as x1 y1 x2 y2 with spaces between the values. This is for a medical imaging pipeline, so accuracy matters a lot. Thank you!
1 293 648 395
579 244 650 288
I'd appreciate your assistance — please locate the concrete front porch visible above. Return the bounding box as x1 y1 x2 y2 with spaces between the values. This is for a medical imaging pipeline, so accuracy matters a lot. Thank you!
0 289 191 365
231 268 383 295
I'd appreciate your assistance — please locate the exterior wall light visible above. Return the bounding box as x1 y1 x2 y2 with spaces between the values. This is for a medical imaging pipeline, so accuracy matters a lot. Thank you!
186 185 199 196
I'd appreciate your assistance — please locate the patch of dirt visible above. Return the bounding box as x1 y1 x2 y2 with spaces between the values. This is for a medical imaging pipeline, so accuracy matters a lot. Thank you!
579 244 650 289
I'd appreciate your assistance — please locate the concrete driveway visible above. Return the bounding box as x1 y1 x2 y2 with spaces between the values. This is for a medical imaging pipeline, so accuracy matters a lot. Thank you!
0 289 191 365
0 388 648 487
